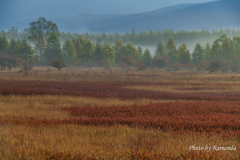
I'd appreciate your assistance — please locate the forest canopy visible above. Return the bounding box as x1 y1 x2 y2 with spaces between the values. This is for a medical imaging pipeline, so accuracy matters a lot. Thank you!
1 17 240 72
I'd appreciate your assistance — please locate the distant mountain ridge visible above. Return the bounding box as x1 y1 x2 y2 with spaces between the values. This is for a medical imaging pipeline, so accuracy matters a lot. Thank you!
83 0 239 33
2 0 240 33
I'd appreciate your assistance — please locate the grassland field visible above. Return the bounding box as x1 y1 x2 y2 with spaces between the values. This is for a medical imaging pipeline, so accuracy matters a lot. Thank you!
0 67 239 159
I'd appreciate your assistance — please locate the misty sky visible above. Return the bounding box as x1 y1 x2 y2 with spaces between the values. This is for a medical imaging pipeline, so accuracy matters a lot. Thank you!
1 0 217 21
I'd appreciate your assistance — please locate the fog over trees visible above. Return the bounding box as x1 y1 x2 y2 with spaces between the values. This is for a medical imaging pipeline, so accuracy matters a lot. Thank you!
1 17 240 72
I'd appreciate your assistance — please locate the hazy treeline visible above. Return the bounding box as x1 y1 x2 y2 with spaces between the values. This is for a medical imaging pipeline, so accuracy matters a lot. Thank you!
0 17 240 72
1 26 240 46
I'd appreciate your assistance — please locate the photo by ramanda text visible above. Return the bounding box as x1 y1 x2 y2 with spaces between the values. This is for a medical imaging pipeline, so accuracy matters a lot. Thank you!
189 145 237 151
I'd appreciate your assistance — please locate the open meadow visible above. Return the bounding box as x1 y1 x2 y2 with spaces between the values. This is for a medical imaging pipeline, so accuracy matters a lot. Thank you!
0 67 239 159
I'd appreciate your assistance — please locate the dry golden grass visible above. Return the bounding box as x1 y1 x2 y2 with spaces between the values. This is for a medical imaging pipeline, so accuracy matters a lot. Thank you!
2 66 240 84
128 81 240 93
0 67 240 159
1 66 239 82
0 67 190 82
0 95 162 120
0 125 239 159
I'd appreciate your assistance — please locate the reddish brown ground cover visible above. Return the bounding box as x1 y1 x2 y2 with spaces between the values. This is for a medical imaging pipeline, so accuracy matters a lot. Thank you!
0 70 239 159
1 101 239 135
1 80 240 101
62 101 240 134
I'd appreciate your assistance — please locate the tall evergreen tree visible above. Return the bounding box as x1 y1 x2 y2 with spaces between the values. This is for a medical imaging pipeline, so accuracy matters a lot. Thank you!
74 38 83 59
78 36 85 46
114 39 123 53
0 36 9 54
177 43 191 64
142 49 152 66
155 41 166 58
44 32 62 63
114 43 140 65
165 37 177 64
114 39 124 62
192 43 204 65
63 39 77 63
81 39 94 61
233 36 240 58
137 46 143 55
101 43 115 65
7 38 17 55
20 40 34 62
204 42 211 60
126 43 141 61
93 37 102 62
211 39 222 58
219 35 234 59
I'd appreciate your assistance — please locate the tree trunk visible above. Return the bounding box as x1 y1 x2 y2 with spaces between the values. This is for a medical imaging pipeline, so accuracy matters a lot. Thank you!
40 47 43 65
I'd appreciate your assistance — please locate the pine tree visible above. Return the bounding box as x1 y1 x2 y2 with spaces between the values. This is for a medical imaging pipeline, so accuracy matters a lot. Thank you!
115 43 140 66
211 39 222 58
114 39 123 53
74 38 83 59
192 43 204 65
63 39 77 63
46 32 61 49
155 41 166 58
114 39 124 63
142 49 152 66
101 42 115 66
165 37 177 64
204 42 211 60
78 36 85 46
219 35 234 59
81 39 94 61
20 40 34 62
93 42 102 62
177 43 191 65
7 38 17 55
44 32 62 63
137 46 143 55
126 43 141 61
233 36 240 58
0 36 9 54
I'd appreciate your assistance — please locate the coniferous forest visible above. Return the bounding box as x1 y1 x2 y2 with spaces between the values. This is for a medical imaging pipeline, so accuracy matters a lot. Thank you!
1 17 240 73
